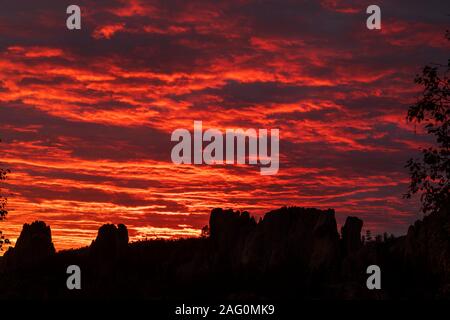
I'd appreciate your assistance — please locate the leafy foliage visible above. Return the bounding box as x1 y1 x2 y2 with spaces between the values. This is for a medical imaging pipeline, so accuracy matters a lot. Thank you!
0 167 9 221
404 32 450 214
1 139 10 250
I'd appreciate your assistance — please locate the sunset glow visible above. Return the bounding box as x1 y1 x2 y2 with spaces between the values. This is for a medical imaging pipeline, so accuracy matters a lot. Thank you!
1 0 449 251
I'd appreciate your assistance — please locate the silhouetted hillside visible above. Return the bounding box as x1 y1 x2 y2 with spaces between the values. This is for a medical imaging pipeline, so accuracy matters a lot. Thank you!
0 206 449 300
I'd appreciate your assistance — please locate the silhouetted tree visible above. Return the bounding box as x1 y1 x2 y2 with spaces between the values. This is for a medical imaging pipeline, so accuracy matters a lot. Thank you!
404 31 450 214
1 139 11 251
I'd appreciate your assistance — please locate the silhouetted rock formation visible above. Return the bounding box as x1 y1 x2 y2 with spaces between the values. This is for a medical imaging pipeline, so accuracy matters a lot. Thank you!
207 207 341 283
243 207 339 275
87 223 129 290
0 205 449 300
341 216 363 256
2 221 55 271
209 208 256 270
210 208 256 244
402 206 450 297
90 223 129 260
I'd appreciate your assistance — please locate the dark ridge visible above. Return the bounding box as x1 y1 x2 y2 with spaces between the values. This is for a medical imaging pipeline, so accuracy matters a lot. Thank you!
0 205 449 300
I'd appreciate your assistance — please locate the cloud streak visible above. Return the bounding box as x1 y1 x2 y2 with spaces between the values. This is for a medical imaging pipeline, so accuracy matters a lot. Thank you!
0 0 449 250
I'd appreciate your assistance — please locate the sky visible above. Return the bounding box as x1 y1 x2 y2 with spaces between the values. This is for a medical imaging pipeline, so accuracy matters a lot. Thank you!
0 0 449 251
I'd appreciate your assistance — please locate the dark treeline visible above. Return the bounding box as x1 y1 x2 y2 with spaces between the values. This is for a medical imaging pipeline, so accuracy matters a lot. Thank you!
0 205 449 300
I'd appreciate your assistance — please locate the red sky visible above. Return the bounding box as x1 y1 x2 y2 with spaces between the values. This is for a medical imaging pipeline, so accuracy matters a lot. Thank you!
0 0 449 250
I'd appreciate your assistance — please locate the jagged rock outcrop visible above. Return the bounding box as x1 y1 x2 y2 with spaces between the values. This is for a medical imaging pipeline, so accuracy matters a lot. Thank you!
242 207 340 275
89 223 129 260
309 210 341 272
209 208 256 269
340 216 378 297
210 208 256 244
209 206 341 280
2 221 55 270
402 205 450 296
86 224 129 290
341 216 363 256
1 205 449 299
